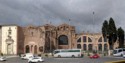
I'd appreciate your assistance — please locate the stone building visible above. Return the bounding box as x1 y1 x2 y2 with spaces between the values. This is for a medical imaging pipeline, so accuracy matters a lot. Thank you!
23 25 45 54
43 23 76 52
23 23 76 53
43 24 56 53
21 23 119 54
76 32 119 52
0 23 121 55
56 23 76 49
1 25 24 54
76 32 109 52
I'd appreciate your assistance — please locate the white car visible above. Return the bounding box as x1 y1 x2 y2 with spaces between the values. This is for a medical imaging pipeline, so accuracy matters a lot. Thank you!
0 57 6 61
21 53 33 60
28 56 44 63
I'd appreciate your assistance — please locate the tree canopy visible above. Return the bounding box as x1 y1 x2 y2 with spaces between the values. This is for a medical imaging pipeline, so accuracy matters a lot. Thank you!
118 27 124 48
102 17 118 50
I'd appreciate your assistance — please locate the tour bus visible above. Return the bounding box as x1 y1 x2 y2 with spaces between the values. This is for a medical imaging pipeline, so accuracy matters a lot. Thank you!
53 49 82 58
113 48 125 57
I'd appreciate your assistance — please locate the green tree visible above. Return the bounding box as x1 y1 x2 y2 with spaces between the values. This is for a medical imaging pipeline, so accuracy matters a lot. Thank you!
102 20 109 38
108 17 117 50
102 17 117 50
118 27 124 48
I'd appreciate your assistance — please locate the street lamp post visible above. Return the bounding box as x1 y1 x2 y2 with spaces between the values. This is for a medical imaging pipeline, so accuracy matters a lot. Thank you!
69 19 72 49
92 12 97 52
49 22 52 53
50 29 52 52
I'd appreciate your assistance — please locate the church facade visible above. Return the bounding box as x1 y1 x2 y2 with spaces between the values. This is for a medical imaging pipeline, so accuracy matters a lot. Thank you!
23 24 76 54
0 23 119 54
1 25 24 54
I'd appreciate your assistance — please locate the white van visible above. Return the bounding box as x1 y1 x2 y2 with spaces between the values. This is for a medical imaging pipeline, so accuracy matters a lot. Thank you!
21 53 33 60
113 48 125 57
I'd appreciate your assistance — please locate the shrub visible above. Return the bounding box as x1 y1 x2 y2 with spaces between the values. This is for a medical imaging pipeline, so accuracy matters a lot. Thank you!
87 53 90 56
45 54 48 57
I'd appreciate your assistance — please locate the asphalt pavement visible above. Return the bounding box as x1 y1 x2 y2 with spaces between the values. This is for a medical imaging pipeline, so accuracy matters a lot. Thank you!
0 56 125 63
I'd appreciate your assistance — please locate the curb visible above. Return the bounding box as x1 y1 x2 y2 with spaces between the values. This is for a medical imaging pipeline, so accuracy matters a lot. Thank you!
105 60 125 63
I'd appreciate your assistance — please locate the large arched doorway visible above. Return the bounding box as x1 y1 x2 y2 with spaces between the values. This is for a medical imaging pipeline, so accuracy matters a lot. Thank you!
58 35 68 45
7 44 13 54
25 45 30 53
98 44 102 51
83 44 87 51
34 45 37 54
77 44 81 49
88 44 93 51
104 44 107 51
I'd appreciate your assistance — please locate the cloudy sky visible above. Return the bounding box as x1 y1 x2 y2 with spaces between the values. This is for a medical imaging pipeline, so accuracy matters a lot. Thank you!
0 0 125 33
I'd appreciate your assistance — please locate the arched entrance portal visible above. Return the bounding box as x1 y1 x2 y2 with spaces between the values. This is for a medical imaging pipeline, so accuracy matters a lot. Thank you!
58 35 69 49
7 44 13 54
34 45 37 54
58 35 68 45
25 45 30 53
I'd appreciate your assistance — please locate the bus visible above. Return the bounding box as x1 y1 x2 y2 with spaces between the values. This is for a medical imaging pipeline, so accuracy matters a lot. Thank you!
53 49 82 58
113 48 125 57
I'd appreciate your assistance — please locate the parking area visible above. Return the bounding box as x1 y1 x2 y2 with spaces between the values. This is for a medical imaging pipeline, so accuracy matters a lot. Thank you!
0 56 125 63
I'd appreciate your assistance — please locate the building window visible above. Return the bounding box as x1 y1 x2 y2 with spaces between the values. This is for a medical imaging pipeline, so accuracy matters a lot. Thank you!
77 37 81 42
104 37 107 42
98 44 102 51
63 26 65 30
31 32 33 36
104 44 107 51
98 37 102 42
8 27 12 35
34 45 37 54
83 36 86 42
88 37 92 42
77 44 81 49
58 35 68 45
39 46 43 52
25 45 30 53
88 44 93 51
83 44 86 50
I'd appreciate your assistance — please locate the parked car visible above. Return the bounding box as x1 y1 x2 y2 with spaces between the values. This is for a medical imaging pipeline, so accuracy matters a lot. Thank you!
28 56 44 63
0 57 6 61
21 53 33 60
122 52 125 58
89 54 100 59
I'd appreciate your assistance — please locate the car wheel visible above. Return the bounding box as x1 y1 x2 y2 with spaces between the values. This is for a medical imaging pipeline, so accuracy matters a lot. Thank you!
121 54 123 56
72 55 75 58
78 54 81 58
28 61 32 63
58 55 61 58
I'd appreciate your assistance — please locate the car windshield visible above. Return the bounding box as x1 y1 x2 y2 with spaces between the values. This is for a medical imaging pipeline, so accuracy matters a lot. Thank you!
113 50 117 54
54 51 60 54
33 57 39 59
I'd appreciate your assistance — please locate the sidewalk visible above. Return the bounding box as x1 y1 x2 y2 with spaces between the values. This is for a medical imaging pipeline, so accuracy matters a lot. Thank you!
2 54 18 58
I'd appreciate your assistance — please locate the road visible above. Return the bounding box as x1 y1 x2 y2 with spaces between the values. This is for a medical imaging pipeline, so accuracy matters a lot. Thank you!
0 56 124 63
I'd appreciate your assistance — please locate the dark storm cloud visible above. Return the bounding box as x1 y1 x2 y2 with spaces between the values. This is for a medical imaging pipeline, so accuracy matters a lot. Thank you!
0 0 125 33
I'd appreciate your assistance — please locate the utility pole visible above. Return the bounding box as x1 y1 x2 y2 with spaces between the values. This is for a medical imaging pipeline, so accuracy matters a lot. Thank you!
92 11 97 53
